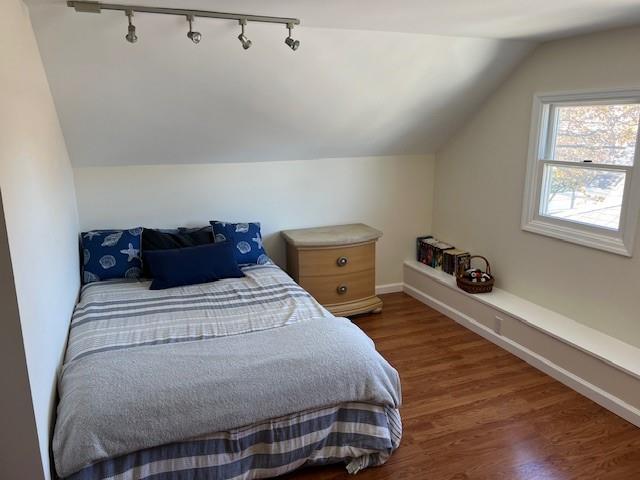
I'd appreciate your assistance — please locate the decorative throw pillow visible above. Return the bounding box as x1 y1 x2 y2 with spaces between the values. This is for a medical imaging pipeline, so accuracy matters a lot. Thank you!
141 227 214 277
144 242 244 290
81 228 143 284
210 221 269 265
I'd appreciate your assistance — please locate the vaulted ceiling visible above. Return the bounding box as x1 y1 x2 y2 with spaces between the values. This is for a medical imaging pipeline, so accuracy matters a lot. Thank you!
25 0 640 166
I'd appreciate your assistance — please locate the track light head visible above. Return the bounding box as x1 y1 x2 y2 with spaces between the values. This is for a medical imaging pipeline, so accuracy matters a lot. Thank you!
125 10 137 43
188 31 202 44
238 34 252 49
238 19 252 50
285 36 300 51
186 15 202 44
126 24 137 43
285 23 300 51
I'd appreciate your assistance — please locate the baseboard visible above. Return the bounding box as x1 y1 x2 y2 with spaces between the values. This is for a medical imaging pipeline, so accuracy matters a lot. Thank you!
375 283 403 295
403 282 640 428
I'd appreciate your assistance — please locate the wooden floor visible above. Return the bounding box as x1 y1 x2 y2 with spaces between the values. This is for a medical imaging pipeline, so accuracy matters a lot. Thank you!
282 293 640 480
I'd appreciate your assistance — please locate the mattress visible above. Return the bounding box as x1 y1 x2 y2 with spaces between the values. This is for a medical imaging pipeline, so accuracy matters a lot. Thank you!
55 264 402 479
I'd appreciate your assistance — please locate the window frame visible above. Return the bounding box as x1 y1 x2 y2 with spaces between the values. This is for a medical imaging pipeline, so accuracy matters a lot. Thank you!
521 89 640 257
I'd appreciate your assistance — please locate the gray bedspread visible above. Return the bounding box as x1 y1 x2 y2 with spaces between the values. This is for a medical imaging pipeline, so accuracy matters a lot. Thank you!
53 316 401 477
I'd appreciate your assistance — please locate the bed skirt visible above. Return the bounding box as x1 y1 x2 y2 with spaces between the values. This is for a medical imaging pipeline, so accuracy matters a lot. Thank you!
65 403 402 480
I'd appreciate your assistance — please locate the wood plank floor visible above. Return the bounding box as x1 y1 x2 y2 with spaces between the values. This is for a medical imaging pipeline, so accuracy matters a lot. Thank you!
282 292 640 480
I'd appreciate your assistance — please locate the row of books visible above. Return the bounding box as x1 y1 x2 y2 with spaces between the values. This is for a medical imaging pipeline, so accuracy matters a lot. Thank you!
416 236 470 276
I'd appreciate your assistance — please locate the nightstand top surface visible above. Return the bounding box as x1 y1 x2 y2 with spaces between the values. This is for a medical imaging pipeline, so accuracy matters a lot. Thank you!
281 223 382 247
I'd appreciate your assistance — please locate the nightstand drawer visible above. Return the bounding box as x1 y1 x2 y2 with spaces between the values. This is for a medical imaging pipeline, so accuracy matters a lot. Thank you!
297 243 374 277
299 270 375 306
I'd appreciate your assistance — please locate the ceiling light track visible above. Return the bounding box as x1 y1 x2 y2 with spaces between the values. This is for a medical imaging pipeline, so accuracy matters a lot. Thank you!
67 1 301 50
67 1 300 26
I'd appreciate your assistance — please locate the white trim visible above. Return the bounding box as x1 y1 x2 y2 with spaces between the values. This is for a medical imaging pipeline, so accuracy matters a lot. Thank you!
538 158 633 172
402 282 640 428
404 259 640 380
522 218 631 256
530 87 640 104
375 283 403 295
521 88 640 257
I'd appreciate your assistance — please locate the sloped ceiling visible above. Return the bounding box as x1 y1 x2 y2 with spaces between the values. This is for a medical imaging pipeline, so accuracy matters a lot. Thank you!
25 1 639 166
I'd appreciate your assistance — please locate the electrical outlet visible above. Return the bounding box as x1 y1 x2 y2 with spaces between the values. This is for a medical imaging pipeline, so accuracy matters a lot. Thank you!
494 316 504 335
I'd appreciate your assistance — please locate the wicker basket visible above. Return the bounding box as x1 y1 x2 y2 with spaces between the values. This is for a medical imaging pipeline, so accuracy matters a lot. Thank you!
456 255 494 294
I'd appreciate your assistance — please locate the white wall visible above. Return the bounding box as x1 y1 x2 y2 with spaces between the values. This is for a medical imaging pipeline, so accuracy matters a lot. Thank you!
0 1 80 478
74 155 435 286
432 26 640 348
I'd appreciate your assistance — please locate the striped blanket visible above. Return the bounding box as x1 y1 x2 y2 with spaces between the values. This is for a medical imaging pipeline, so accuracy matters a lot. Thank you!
66 403 402 480
65 265 328 364
55 265 402 479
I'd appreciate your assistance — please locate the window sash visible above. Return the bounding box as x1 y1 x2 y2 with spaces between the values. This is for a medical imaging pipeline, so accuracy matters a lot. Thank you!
534 160 632 234
521 89 640 257
540 102 640 166
534 98 638 235
537 158 633 172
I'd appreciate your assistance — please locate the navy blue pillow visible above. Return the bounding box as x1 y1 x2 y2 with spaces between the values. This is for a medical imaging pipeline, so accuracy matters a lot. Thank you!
210 221 269 265
82 228 143 284
141 227 214 277
144 242 244 290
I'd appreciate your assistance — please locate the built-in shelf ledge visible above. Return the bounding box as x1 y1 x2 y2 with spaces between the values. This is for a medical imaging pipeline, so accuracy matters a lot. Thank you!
404 259 640 382
403 259 640 427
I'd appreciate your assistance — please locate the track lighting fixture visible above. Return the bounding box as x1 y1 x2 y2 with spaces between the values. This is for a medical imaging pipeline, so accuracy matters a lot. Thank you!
237 19 252 50
69 2 301 51
285 23 300 51
186 15 201 44
125 10 138 43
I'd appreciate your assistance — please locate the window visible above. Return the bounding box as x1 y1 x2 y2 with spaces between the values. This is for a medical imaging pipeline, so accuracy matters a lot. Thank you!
522 90 640 256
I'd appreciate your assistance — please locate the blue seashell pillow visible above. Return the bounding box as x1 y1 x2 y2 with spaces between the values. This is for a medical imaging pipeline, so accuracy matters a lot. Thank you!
81 228 143 284
210 221 270 265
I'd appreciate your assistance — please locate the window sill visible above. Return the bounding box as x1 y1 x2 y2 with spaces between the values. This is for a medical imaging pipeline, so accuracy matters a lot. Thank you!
521 218 632 257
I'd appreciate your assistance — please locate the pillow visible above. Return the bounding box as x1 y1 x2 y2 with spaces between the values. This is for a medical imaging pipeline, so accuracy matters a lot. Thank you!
142 227 213 250
210 221 269 265
81 228 143 284
144 242 244 290
141 227 214 277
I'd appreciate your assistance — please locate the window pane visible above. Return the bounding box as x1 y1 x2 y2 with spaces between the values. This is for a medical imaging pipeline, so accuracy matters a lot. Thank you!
552 103 640 166
540 165 625 230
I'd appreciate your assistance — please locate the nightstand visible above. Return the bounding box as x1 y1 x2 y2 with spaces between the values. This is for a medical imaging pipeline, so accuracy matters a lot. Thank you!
281 223 383 317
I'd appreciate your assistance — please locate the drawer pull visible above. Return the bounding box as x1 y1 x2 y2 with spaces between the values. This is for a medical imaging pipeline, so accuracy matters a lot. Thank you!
337 284 348 295
336 256 348 267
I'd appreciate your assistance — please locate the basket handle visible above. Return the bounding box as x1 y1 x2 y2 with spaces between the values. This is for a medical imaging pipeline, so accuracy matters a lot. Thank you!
469 255 491 276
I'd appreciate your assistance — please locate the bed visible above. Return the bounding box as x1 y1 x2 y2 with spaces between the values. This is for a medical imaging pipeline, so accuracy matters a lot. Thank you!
53 264 402 480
